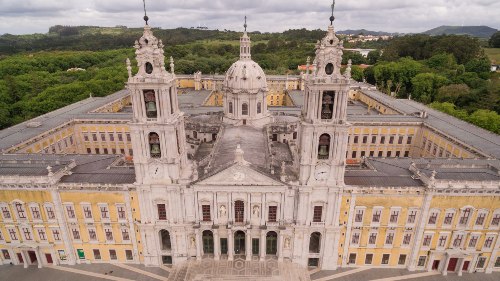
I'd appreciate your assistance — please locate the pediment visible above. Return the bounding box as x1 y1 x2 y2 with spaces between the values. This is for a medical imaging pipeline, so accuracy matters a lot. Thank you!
196 163 284 186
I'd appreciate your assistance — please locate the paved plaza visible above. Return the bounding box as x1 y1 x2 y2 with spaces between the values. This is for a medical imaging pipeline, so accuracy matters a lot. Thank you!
0 261 499 281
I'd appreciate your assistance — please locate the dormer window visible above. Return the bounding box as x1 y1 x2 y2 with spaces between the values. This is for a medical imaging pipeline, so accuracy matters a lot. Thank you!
325 63 334 75
145 62 153 74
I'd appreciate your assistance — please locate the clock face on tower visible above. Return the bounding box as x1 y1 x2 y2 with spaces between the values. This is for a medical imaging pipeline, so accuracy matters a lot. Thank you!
315 164 330 181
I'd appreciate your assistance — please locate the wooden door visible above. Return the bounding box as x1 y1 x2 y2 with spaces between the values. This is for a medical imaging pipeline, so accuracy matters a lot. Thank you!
432 260 440 270
17 253 23 263
45 254 53 264
462 261 470 271
447 258 458 271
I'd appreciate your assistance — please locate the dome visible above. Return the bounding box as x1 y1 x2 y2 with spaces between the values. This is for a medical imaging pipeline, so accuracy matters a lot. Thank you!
223 59 267 93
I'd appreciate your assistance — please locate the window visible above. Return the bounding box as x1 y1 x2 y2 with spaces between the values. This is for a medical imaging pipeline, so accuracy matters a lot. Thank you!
475 212 487 226
365 254 373 265
495 257 500 268
229 102 233 113
404 151 409 157
30 206 41 220
484 236 494 248
93 249 101 260
105 228 113 241
351 232 360 245
0 231 3 241
468 236 478 248
109 249 117 260
88 229 97 241
126 134 131 142
407 209 417 224
100 133 105 141
398 136 403 144
126 250 133 260
371 136 376 144
109 133 115 141
438 235 448 247
443 212 454 225
422 234 432 247
318 134 331 160
118 134 123 142
117 205 126 220
372 209 381 223
491 213 500 226
121 229 130 241
66 205 75 219
354 209 364 223
389 136 394 144
15 203 26 219
382 254 390 265
160 230 172 250
453 234 463 247
84 133 89 141
353 136 358 143
37 228 47 241
309 232 321 253
157 204 167 220
362 136 367 144
268 206 277 222
1 206 11 219
368 233 377 245
235 200 244 223
257 102 262 114
92 134 97 141
242 103 248 115
407 136 412 144
402 233 412 246
313 206 323 222
476 257 487 269
45 205 55 220
52 229 61 241
390 209 399 224
385 232 394 245
459 208 472 226
83 206 92 219
8 229 17 240
380 136 385 144
417 256 426 267
348 253 356 264
100 205 109 219
398 254 407 265
72 228 80 240
428 211 438 225
202 205 211 222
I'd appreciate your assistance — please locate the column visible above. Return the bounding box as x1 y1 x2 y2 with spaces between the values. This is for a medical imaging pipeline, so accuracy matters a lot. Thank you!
20 250 28 269
246 232 252 261
214 230 220 261
342 194 356 266
278 233 284 262
260 230 266 261
228 230 234 261
442 255 450 276
195 229 201 260
457 258 465 276
34 247 42 268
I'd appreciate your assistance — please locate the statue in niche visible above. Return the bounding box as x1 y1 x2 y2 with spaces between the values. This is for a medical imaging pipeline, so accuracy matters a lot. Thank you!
190 236 196 248
252 205 260 217
219 205 227 217
284 237 291 249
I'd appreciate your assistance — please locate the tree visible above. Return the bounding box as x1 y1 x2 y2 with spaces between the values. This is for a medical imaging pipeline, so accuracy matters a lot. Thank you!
467 110 500 134
367 50 381 65
351 66 364 82
411 73 448 103
464 57 491 75
435 84 470 103
489 31 500 48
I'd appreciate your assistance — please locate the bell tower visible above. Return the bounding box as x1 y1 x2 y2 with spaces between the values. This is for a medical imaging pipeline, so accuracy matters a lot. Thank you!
128 17 190 185
299 1 351 186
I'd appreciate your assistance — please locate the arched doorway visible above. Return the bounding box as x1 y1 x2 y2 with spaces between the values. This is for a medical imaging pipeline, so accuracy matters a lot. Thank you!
202 230 214 254
159 230 171 251
266 231 278 255
234 231 246 255
309 232 321 253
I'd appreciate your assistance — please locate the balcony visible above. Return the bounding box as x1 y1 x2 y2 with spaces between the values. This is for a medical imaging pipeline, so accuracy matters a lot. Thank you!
310 221 325 227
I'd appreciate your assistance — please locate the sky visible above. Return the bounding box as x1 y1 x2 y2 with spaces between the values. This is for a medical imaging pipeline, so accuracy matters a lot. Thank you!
0 0 498 35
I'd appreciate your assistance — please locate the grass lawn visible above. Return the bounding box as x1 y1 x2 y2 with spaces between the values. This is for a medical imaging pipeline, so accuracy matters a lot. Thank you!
484 48 500 64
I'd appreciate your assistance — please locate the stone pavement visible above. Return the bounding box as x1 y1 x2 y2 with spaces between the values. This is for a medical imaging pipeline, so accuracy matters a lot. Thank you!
1 263 499 281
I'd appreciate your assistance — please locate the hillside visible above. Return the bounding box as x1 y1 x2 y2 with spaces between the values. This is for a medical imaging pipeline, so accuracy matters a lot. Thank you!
337 29 397 36
423 25 497 38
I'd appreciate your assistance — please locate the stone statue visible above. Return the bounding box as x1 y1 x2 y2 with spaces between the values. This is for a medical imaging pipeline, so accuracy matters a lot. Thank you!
284 237 291 249
190 236 196 248
219 205 227 217
252 205 260 217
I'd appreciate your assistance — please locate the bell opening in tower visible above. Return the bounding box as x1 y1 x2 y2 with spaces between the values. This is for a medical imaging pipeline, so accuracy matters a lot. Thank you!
321 91 335 119
145 62 153 74
149 132 161 158
318 133 331 160
144 90 158 118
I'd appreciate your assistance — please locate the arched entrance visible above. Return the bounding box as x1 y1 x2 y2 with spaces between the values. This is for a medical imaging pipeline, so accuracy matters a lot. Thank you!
202 230 214 254
159 230 171 250
266 231 278 255
234 231 246 255
309 232 321 253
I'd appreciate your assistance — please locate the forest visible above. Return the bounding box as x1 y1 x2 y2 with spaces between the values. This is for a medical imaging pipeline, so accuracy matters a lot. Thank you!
0 26 498 133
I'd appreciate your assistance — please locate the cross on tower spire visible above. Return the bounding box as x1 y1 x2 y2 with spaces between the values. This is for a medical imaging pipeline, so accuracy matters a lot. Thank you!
143 0 149 25
244 15 247 32
330 0 336 25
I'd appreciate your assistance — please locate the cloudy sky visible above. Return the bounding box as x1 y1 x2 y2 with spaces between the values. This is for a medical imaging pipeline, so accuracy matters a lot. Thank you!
0 0 498 35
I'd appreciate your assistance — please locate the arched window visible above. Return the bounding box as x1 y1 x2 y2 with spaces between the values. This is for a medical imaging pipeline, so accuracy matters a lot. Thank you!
318 134 331 160
202 230 214 254
266 231 278 255
309 232 321 253
160 230 171 250
149 132 161 158
257 102 262 114
229 101 233 114
144 90 157 118
321 91 335 119
235 200 244 223
242 103 248 115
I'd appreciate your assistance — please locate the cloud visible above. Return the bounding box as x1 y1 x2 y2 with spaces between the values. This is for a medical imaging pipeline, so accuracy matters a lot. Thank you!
0 0 498 34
